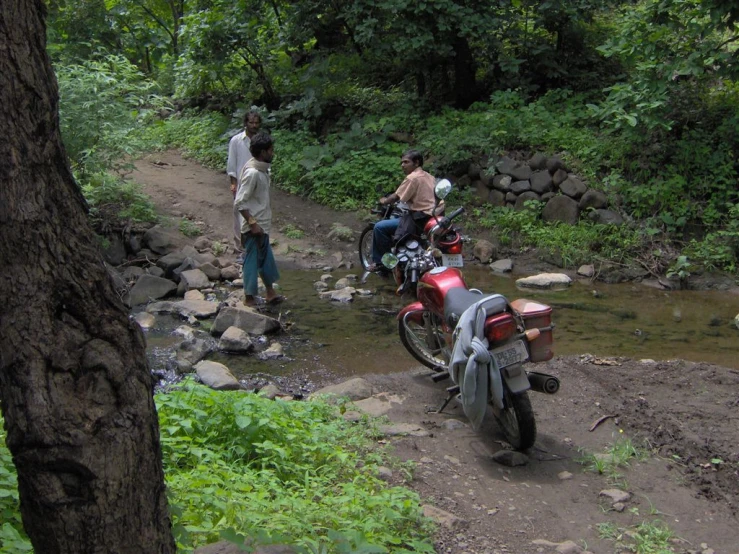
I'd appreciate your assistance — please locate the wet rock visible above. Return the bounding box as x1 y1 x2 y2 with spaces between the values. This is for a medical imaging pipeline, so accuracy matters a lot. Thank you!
320 273 333 282
334 277 351 289
422 505 469 530
195 361 241 391
516 273 572 289
258 342 284 360
218 326 254 353
176 338 213 370
491 450 529 467
577 264 595 278
312 377 374 401
313 281 328 292
212 306 281 335
125 274 177 307
147 299 220 319
473 239 496 263
172 325 196 340
490 259 513 273
134 312 156 329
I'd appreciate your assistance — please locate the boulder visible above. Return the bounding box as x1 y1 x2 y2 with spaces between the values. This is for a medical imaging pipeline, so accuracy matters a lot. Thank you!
577 264 595 278
312 377 374 401
546 154 567 174
516 273 572 289
195 361 241 391
490 259 513 273
514 191 541 211
491 174 512 192
211 306 281 335
579 189 608 210
156 252 188 277
467 162 482 179
510 164 532 181
542 195 580 225
495 156 517 176
176 337 214 370
193 237 212 252
198 262 222 281
552 168 569 186
559 176 587 199
530 170 553 194
146 299 220 319
510 180 531 194
143 225 182 255
487 189 506 207
218 326 254 353
102 234 127 266
125 275 177 307
528 152 547 170
473 239 496 263
220 265 240 281
184 289 205 301
179 268 210 290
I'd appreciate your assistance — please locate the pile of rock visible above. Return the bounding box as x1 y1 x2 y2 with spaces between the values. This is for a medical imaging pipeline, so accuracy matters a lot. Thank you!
459 153 623 226
313 272 373 302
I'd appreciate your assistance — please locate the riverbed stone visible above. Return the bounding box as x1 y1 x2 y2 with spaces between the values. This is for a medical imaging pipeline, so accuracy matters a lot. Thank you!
319 288 355 302
184 289 205 301
212 306 281 335
195 361 241 391
577 264 595 278
734 313 739 329
218 326 254 353
198 262 221 281
176 338 213 370
125 274 177 307
143 225 182 255
134 312 156 329
313 281 328 291
257 342 284 360
490 259 513 273
334 277 351 289
179 268 210 290
147 299 220 319
312 377 374 401
156 251 188 276
221 265 240 281
473 239 496 263
320 273 333 282
516 273 572 289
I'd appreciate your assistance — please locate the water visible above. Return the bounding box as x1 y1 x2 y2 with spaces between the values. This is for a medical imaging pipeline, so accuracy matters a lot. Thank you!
142 267 739 383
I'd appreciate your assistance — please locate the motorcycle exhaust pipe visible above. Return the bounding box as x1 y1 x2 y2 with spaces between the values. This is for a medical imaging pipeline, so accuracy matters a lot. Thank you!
527 371 560 394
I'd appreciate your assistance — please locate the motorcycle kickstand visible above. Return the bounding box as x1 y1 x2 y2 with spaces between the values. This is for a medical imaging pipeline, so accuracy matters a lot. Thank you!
426 385 460 414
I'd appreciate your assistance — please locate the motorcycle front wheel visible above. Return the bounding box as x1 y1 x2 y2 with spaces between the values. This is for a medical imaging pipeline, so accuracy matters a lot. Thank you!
494 388 537 451
358 225 374 270
398 311 449 369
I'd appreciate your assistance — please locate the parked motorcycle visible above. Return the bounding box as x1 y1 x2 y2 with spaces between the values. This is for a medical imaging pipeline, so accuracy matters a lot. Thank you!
386 184 559 450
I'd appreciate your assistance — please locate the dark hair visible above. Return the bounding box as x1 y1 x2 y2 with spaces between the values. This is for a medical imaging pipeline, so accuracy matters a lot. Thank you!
243 110 262 126
250 131 274 158
402 149 424 167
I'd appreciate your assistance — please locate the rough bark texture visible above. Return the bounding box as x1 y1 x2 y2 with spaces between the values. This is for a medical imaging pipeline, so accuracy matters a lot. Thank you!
0 1 175 552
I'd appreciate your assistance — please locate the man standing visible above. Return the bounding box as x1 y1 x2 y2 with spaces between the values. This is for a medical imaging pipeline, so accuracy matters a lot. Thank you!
368 150 437 271
235 131 284 307
227 110 262 253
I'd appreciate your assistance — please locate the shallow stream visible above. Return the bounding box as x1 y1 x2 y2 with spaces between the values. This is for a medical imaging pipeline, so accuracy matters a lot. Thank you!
143 267 738 387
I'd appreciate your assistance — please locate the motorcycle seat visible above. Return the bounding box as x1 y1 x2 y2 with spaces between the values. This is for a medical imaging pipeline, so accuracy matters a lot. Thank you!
444 287 507 327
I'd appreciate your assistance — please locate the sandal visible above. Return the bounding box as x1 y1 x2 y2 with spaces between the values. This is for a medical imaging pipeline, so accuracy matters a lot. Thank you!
266 295 287 305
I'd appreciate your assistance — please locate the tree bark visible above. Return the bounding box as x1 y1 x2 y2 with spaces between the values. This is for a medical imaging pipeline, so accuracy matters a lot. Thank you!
0 1 175 553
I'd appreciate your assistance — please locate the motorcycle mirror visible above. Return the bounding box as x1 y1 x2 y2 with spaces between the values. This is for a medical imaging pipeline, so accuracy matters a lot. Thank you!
435 179 452 200
381 252 399 269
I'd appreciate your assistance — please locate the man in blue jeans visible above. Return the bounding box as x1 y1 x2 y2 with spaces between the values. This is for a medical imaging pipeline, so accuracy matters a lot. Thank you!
367 150 437 272
235 132 285 307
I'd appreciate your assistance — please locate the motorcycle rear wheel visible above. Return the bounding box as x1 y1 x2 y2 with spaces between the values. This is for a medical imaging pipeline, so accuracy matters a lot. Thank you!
398 311 449 369
358 225 374 270
494 388 537 451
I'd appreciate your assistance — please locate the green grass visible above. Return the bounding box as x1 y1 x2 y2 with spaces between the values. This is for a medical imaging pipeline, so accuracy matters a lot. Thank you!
179 218 204 238
578 434 650 487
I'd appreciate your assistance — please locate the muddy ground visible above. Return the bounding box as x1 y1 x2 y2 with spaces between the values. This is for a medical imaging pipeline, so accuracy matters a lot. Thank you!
129 151 739 554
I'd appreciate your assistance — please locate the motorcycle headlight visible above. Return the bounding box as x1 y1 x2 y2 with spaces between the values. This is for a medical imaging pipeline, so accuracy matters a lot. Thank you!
381 252 399 269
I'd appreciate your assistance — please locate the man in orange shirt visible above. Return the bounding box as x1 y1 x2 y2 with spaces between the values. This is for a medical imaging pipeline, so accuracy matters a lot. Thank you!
367 150 436 272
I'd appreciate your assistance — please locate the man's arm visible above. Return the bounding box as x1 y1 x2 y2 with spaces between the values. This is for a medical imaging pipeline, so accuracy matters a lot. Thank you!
226 136 239 195
235 169 262 235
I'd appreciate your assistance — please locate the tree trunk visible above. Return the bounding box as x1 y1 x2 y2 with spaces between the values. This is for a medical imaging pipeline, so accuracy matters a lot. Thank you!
0 2 176 553
452 35 478 108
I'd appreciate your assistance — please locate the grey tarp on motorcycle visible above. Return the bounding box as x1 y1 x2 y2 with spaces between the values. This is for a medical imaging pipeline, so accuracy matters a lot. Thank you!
448 295 507 430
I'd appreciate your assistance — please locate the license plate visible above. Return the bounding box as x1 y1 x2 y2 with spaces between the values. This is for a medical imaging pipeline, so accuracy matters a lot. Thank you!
491 340 529 368
441 254 464 267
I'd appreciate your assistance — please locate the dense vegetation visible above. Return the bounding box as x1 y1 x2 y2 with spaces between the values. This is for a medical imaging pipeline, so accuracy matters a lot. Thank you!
48 0 739 275
1 381 434 552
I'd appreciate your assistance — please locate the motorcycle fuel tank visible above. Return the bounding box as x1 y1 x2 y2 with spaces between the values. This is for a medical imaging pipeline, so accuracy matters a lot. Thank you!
417 267 467 316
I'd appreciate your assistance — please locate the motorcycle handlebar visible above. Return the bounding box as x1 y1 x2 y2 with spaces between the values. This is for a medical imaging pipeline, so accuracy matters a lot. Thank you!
447 206 465 222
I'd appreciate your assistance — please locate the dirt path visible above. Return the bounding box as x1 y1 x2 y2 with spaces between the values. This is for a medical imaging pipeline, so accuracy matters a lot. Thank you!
131 151 739 554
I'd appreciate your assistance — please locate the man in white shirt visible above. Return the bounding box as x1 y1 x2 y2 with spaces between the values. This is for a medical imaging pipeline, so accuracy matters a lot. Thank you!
226 110 262 253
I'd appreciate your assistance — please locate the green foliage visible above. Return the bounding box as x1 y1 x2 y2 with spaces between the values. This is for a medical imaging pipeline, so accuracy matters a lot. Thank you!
281 224 305 240
157 381 435 552
0 418 32 552
82 172 158 224
179 218 203 237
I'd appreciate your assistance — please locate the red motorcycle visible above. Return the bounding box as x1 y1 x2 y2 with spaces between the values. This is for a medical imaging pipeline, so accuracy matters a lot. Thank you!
386 184 559 450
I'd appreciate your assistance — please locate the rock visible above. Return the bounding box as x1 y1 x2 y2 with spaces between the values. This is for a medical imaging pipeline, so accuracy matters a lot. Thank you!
491 174 512 192
101 234 127 265
579 189 608 210
495 156 517 176
529 152 548 170
334 277 351 290
559 176 587 199
734 313 739 330
134 312 156 329
441 419 468 430
473 239 496 263
312 377 374 401
510 164 532 181
184 289 205 301
147 299 220 319
514 191 541 211
146 266 165 278
156 252 188 277
193 237 212 251
510 179 531 194
355 288 373 296
587 209 624 225
577 264 595 278
530 170 554 194
546 154 567 174
558 471 574 480
320 273 333 282
314 281 329 291
144 225 182 254
552 168 569 186
600 489 632 504
467 162 482 179
491 450 529 466
212 306 282 335
327 223 353 242
257 342 284 360
347 392 404 417
376 466 393 481
516 273 572 289
195 361 241 391
422 505 469 530
319 288 355 302
176 338 213 369
198 262 222 281
172 325 196 340
490 259 513 273
220 265 240 281
542 195 580 225
179 268 210 290
125 275 177 307
218 326 254 353
120 265 145 282
258 384 282 400
487 189 506 207
532 539 589 554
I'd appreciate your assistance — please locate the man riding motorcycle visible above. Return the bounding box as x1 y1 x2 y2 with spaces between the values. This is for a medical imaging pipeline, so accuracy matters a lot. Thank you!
367 150 438 273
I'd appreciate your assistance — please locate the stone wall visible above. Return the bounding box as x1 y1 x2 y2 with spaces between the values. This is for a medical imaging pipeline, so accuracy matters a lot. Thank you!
453 153 623 226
